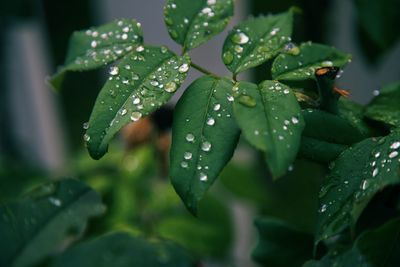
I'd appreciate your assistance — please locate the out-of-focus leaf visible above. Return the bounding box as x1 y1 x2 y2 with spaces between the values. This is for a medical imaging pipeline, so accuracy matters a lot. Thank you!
85 46 190 160
0 179 104 267
302 109 365 145
233 81 304 178
164 0 234 50
365 81 400 128
157 195 232 258
49 19 143 89
271 43 351 81
315 130 400 243
253 218 314 267
51 232 195 267
338 99 375 138
305 218 400 267
170 76 239 214
222 10 294 74
299 137 347 163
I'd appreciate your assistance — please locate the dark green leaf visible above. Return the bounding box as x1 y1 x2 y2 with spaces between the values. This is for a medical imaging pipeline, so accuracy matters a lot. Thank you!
365 81 400 127
253 218 314 267
51 232 195 267
315 130 400 243
271 43 351 81
299 137 347 163
303 109 365 145
49 19 143 90
85 46 190 160
233 81 304 178
164 0 234 51
170 76 240 214
338 99 375 138
0 179 104 267
222 10 294 74
305 218 400 267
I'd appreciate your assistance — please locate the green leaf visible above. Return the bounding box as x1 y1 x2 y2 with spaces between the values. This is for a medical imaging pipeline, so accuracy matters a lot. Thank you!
315 130 400 243
49 19 143 90
222 10 294 74
85 46 190 160
51 232 195 267
365 81 400 127
299 137 347 163
302 109 365 145
271 43 351 81
233 80 304 178
170 76 240 214
253 218 314 267
0 179 104 267
305 218 400 267
164 0 234 51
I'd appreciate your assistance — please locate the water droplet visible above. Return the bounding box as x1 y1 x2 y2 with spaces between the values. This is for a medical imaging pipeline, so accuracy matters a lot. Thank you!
291 117 299 124
202 141 211 152
136 45 145 52
206 118 215 126
207 0 216 4
109 66 119 76
270 27 280 35
390 142 400 150
83 122 89 130
133 97 141 104
49 197 62 207
165 81 177 93
231 32 249 44
184 152 192 160
91 40 97 48
372 90 380 96
372 168 379 177
227 95 234 102
83 134 90 142
120 109 127 116
389 151 398 159
213 104 221 111
223 51 234 65
130 112 142 121
284 43 300 55
361 179 369 190
321 61 333 67
374 152 381 158
319 204 327 213
199 172 208 181
181 161 188 168
238 95 256 107
186 133 195 142
179 63 189 73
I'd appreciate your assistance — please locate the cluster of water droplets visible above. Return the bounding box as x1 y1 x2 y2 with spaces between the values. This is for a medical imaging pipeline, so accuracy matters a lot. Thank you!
223 23 292 71
164 0 232 49
83 46 190 143
72 19 142 69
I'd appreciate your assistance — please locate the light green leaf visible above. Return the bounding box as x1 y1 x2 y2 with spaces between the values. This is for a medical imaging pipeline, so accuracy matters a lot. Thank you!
85 46 190 160
164 0 234 51
170 76 240 214
233 80 304 178
51 232 195 267
315 130 400 243
49 19 143 90
305 218 400 267
253 218 314 267
271 43 351 81
0 179 104 267
365 81 400 127
222 10 294 74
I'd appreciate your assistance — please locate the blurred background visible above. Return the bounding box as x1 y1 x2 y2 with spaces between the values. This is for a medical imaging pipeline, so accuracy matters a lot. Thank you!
0 0 399 266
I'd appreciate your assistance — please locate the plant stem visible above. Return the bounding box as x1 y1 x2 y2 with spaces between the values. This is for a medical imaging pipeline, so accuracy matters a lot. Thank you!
190 62 218 77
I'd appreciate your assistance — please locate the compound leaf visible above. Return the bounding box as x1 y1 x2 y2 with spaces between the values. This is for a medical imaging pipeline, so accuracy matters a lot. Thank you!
85 46 190 160
271 43 351 81
164 0 234 51
315 130 400 243
170 76 240 214
0 179 104 267
50 19 143 90
222 10 294 74
233 80 304 178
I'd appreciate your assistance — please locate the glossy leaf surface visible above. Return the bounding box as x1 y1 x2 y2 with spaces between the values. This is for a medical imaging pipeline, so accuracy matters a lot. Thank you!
271 43 351 81
233 80 304 178
85 46 190 159
170 76 239 214
222 10 294 74
164 0 234 50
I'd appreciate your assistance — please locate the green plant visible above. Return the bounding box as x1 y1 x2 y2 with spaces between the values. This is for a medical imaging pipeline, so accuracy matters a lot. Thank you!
1 0 400 266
